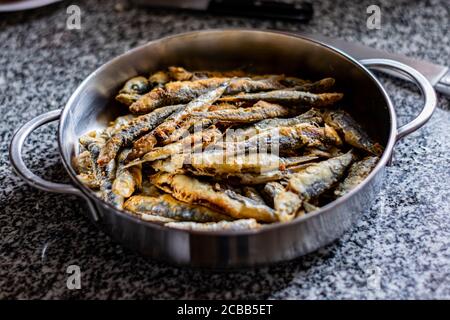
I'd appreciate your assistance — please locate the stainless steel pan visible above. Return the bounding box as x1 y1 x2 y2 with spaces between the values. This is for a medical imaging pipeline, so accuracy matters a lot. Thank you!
9 30 436 268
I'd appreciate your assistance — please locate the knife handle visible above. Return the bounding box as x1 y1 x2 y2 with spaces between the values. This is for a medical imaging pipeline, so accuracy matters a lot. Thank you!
435 70 450 97
208 0 313 22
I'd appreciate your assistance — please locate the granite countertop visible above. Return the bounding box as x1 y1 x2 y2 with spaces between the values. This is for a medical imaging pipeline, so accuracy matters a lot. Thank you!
1 0 449 299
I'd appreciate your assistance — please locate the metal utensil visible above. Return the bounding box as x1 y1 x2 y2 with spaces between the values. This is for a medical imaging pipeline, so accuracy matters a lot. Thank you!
131 0 313 22
288 32 449 97
9 30 436 268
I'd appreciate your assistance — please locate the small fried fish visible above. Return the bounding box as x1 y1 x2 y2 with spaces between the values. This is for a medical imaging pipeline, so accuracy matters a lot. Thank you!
152 173 278 222
253 107 324 131
188 153 312 176
189 161 315 185
129 76 285 114
191 100 291 123
161 116 217 146
73 147 99 189
242 186 267 205
80 137 124 209
226 76 285 94
130 78 226 114
76 173 100 189
124 194 231 222
168 66 193 81
323 109 383 155
225 108 324 140
73 150 94 175
221 123 341 155
291 77 335 93
116 76 151 106
168 67 246 81
125 131 159 161
220 90 343 107
334 156 379 197
112 149 142 198
149 71 170 88
105 114 136 137
274 190 303 222
192 69 246 80
274 150 355 221
214 163 315 185
280 76 310 86
262 181 285 207
287 150 355 199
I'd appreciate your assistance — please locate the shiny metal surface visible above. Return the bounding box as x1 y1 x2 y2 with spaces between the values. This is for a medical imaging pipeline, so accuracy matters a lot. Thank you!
9 30 436 268
9 110 78 195
360 59 437 141
292 31 449 97
9 109 100 221
435 70 450 97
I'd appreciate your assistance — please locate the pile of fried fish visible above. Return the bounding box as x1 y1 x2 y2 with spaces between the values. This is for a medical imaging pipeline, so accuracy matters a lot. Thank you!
74 66 383 231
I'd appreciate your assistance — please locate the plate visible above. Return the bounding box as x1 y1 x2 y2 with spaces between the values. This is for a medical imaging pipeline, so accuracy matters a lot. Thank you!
0 0 62 12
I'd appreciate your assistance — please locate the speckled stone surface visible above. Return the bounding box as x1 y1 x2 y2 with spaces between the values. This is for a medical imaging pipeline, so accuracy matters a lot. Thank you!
1 0 449 299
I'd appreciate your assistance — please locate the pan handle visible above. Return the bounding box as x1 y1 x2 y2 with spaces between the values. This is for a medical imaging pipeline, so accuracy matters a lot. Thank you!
9 109 99 221
359 59 437 141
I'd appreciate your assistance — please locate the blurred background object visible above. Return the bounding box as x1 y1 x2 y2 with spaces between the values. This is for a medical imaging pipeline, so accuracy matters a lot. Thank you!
0 0 62 12
131 0 313 22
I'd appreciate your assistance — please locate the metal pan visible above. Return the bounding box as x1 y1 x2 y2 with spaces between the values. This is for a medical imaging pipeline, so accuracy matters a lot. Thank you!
9 30 436 268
